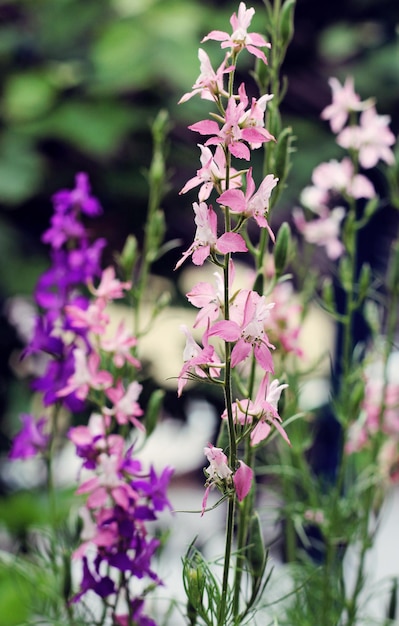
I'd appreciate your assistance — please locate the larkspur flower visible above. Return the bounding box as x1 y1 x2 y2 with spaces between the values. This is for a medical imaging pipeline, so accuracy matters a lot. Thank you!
174 201 247 269
105 380 144 430
311 158 376 199
177 324 222 396
202 2 271 64
180 144 241 202
189 92 274 161
321 76 373 133
293 205 345 260
209 289 275 371
223 374 290 446
337 106 396 169
178 49 233 103
217 167 278 237
9 413 49 460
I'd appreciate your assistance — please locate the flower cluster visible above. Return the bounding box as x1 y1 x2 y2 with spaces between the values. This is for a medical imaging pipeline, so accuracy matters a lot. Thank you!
9 174 173 622
177 2 290 509
294 77 395 260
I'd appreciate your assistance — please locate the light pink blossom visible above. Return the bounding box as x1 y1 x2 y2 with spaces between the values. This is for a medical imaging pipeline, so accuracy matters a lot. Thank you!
57 348 113 401
65 299 109 335
89 266 131 302
178 49 233 103
105 380 144 430
217 168 278 237
174 202 247 269
337 106 396 169
100 321 140 369
223 374 289 446
312 158 376 199
202 2 271 64
177 325 222 396
293 205 345 260
321 76 372 133
179 145 241 202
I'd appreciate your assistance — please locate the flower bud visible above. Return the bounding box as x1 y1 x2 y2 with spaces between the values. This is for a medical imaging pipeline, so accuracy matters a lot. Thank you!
118 234 138 277
280 0 296 50
144 389 165 438
274 221 291 277
247 512 266 579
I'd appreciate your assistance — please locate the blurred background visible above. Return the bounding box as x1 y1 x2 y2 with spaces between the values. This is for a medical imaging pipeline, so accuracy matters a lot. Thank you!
0 0 398 617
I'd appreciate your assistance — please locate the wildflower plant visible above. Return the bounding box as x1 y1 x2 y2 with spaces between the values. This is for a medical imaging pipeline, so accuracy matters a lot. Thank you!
176 2 297 624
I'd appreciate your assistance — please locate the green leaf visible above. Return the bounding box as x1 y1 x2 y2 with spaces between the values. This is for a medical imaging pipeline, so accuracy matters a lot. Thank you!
3 71 56 122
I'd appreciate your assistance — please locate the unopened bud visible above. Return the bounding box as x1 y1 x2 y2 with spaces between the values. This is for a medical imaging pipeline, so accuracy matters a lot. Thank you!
280 0 296 49
274 221 291 277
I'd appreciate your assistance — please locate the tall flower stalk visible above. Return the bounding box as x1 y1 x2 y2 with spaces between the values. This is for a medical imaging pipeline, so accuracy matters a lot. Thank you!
177 3 295 623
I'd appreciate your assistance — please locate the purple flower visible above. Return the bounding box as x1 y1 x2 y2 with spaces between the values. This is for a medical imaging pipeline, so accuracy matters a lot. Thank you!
9 414 49 459
52 172 103 217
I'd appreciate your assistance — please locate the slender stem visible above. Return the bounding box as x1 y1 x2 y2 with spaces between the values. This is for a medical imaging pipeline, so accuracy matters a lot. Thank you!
218 497 236 626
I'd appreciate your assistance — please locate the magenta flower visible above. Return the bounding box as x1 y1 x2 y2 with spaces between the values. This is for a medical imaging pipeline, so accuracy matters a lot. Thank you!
217 167 278 237
209 289 275 371
178 49 233 104
52 172 102 217
337 106 396 169
174 201 247 269
233 460 253 501
202 2 271 64
9 414 49 459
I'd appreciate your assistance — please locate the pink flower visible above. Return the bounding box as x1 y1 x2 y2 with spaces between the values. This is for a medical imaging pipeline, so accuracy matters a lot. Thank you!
337 106 396 169
201 444 254 513
202 2 271 64
233 460 253 501
100 321 140 369
293 205 345 260
177 325 222 396
58 349 113 401
66 299 109 335
202 443 232 514
209 289 275 372
186 261 236 328
180 145 241 202
105 380 144 430
267 282 303 357
223 374 289 446
311 158 376 199
178 49 233 103
174 202 247 269
217 167 278 237
237 83 275 148
189 88 275 161
89 266 131 302
321 76 372 133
